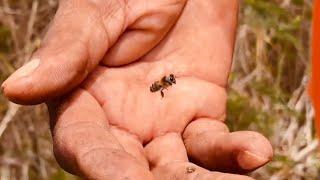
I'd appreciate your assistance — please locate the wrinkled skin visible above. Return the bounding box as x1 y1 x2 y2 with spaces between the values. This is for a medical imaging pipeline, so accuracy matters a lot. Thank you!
2 0 273 179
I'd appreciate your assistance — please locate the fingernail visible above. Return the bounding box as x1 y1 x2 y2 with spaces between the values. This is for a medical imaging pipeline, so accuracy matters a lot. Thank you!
1 58 40 90
237 150 270 170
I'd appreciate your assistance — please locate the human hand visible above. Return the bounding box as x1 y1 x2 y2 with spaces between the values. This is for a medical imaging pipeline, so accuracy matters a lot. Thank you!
2 0 187 104
2 0 273 179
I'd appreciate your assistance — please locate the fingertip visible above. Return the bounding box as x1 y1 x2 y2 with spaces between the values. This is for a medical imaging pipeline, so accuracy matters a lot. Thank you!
2 49 89 105
2 58 40 87
236 131 273 158
231 131 273 171
2 76 42 105
237 150 270 171
1 58 41 102
1 58 46 104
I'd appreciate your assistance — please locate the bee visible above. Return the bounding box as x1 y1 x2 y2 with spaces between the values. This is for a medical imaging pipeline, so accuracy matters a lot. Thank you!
150 74 176 97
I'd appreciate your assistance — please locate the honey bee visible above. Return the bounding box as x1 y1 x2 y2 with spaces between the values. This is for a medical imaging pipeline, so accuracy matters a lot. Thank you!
150 74 176 97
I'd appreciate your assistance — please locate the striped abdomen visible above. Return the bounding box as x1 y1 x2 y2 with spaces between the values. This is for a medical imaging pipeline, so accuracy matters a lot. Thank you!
150 82 162 92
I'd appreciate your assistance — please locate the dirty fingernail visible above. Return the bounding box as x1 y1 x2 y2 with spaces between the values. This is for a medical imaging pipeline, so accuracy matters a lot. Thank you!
237 150 270 170
1 58 40 90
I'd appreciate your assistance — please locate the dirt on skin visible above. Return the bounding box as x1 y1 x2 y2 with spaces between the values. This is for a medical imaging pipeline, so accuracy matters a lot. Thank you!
186 167 196 174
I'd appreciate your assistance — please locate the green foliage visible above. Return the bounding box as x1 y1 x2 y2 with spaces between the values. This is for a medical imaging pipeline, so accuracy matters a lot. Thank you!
228 0 317 179
227 90 275 137
228 0 312 131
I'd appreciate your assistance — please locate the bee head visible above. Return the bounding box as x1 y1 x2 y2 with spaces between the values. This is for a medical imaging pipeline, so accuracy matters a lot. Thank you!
167 74 176 84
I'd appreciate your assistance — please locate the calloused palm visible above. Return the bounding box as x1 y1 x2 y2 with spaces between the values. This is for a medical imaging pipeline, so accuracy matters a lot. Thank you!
3 0 272 179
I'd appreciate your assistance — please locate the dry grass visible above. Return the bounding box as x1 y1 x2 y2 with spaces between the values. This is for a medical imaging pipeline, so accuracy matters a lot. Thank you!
229 0 319 179
0 0 77 179
0 0 318 179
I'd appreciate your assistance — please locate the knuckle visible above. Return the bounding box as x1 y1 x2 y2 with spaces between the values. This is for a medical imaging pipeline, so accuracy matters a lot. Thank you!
131 0 187 33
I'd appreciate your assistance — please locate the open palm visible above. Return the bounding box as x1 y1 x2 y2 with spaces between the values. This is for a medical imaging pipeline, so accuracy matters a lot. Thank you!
3 0 272 179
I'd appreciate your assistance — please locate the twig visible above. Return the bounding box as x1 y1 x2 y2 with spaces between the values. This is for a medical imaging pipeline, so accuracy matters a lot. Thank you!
24 0 38 62
293 140 319 162
2 0 20 54
0 103 20 138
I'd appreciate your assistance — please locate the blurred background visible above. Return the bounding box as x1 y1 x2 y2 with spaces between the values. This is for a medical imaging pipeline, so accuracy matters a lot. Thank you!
0 0 318 179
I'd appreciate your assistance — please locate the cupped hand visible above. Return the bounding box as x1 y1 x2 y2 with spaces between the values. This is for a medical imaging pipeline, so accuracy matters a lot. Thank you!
2 0 273 179
2 0 187 104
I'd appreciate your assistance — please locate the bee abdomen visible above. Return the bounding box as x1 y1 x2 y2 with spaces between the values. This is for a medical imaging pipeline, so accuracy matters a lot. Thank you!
150 83 160 92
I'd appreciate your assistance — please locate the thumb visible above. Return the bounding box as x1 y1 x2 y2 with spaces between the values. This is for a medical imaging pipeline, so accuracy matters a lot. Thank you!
1 0 126 105
2 0 187 105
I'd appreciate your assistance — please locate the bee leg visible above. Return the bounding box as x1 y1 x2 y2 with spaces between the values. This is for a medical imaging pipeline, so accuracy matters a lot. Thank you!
161 90 164 98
